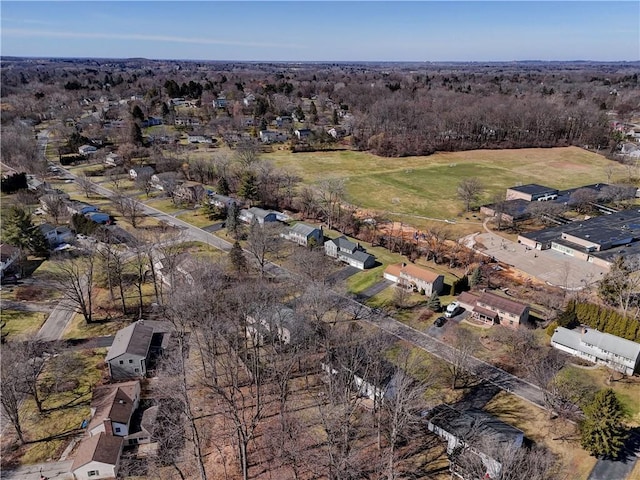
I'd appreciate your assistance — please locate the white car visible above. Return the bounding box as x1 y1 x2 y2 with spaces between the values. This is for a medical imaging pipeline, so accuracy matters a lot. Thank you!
445 301 462 318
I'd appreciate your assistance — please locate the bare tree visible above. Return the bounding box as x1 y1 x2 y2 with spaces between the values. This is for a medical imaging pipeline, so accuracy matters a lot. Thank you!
51 250 95 323
245 219 282 276
445 328 477 389
1 342 27 444
317 178 345 231
40 194 67 224
457 178 484 212
568 187 598 214
76 175 97 198
135 168 154 197
113 194 145 228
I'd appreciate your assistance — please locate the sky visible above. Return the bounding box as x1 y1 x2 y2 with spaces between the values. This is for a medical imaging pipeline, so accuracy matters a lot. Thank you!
1 1 639 62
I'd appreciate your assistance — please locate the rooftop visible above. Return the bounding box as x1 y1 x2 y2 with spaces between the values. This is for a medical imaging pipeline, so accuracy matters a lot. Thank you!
71 432 123 471
106 322 154 361
507 183 558 195
88 381 139 432
477 291 529 316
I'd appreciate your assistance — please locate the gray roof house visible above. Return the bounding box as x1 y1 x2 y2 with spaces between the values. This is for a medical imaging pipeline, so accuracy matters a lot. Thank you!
427 404 524 479
246 306 300 346
281 223 323 247
39 224 74 247
551 326 640 376
239 207 279 225
106 322 154 380
324 236 375 270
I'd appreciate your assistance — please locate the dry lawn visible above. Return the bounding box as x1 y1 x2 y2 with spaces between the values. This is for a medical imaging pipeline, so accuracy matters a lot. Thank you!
485 391 597 480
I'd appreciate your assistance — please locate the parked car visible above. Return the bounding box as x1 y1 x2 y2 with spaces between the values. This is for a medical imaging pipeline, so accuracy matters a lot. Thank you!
434 316 447 327
445 301 462 318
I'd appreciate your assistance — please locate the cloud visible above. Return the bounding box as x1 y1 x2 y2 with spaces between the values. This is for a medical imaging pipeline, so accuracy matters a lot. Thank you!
2 28 305 50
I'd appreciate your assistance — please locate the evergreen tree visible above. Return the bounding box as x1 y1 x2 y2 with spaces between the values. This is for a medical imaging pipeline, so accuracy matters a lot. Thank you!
580 389 627 459
310 101 318 122
229 241 247 275
332 109 339 125
130 122 143 146
238 171 259 203
469 266 482 288
3 206 48 256
131 104 144 121
226 202 241 240
217 176 230 196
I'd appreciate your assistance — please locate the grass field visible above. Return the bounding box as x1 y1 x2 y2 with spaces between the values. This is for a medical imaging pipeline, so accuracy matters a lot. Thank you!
0 310 47 340
265 147 627 221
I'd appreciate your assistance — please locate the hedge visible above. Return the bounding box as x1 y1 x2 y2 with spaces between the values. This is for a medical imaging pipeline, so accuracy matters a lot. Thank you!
565 300 640 342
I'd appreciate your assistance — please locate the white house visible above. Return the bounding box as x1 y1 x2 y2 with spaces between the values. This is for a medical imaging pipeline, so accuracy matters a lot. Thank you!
71 432 123 480
106 322 154 380
78 145 98 156
239 207 279 225
187 134 213 144
39 224 74 246
246 306 298 346
0 243 22 278
551 326 640 376
104 152 123 166
129 166 154 180
259 130 289 144
87 381 141 438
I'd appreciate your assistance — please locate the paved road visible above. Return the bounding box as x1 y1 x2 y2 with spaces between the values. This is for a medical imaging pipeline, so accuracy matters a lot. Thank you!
55 158 549 412
35 298 80 342
1 459 73 480
587 430 640 480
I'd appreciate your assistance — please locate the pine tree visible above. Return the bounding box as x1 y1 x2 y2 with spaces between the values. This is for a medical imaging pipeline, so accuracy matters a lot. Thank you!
469 267 482 288
217 176 230 196
426 292 441 312
238 171 259 203
4 206 48 256
580 388 627 459
229 241 247 275
226 202 241 240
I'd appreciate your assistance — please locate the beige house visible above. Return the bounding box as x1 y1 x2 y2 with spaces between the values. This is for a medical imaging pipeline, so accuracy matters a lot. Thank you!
71 432 123 480
456 291 529 328
383 263 445 295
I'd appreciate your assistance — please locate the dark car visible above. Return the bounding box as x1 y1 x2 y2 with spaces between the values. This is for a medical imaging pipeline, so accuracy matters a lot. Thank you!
434 316 447 327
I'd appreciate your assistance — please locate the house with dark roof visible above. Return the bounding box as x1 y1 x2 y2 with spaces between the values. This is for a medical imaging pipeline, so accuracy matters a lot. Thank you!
129 166 154 180
454 291 529 328
551 326 640 376
324 236 375 270
105 321 154 380
246 305 300 346
0 243 23 278
281 222 323 247
71 432 123 480
87 381 141 438
426 404 524 480
126 405 159 446
384 262 445 295
506 184 558 202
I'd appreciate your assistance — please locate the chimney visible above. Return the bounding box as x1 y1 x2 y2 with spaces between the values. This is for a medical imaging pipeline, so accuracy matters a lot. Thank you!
103 419 113 436
402 262 407 267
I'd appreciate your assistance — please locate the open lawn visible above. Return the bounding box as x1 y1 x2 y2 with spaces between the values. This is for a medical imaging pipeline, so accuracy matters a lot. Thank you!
176 209 217 228
265 146 627 222
0 310 47 340
485 391 597 480
559 365 640 426
1 349 107 467
61 312 128 340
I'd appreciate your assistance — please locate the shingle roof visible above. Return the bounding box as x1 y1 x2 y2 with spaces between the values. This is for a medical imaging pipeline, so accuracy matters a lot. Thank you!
330 235 357 252
106 322 154 361
290 222 320 237
71 432 123 471
477 291 528 316
387 263 442 284
507 184 558 195
582 328 640 361
88 381 139 432
346 249 374 263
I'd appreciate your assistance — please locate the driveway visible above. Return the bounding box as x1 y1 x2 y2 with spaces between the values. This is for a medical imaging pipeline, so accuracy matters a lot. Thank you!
326 265 360 285
358 279 393 300
587 430 640 480
202 222 225 233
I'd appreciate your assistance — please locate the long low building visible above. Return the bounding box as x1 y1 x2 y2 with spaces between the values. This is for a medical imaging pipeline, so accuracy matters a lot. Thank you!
551 326 640 376
518 208 640 269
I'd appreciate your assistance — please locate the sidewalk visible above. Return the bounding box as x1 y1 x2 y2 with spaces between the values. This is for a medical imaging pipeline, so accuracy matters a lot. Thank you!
1 460 73 480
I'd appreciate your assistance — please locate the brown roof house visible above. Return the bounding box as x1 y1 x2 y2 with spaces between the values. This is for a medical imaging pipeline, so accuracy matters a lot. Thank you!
87 381 141 438
71 432 123 480
457 291 529 328
384 263 445 295
106 321 154 380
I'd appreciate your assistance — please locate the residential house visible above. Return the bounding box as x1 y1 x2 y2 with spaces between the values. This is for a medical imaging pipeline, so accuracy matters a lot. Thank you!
243 93 256 107
281 223 323 247
275 115 293 128
294 128 312 140
327 127 347 139
126 405 159 446
174 117 201 127
104 152 123 167
213 96 228 109
87 381 141 438
141 117 162 128
106 321 154 380
169 97 186 106
321 348 395 403
39 192 70 213
551 326 640 376
324 236 376 270
85 212 111 225
129 166 155 180
246 306 299 346
67 201 99 216
79 145 98 156
39 224 74 246
174 181 206 204
383 263 445 295
71 432 123 480
457 291 529 327
186 134 213 144
239 207 279 225
426 404 524 480
259 130 289 144
154 252 198 288
0 243 23 278
209 193 240 209
150 172 178 192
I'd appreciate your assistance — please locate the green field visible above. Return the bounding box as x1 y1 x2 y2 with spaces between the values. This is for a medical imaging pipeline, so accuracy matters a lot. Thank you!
265 147 628 220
